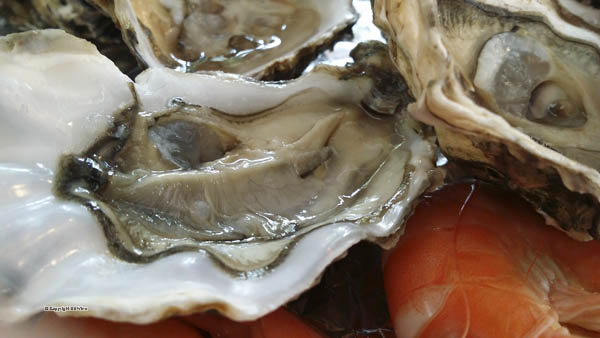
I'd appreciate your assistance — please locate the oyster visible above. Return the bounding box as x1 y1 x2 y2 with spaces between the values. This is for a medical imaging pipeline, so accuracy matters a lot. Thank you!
0 30 435 323
374 0 600 239
95 0 357 78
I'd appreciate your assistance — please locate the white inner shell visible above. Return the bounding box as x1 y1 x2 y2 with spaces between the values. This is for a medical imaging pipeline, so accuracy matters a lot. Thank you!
0 30 434 323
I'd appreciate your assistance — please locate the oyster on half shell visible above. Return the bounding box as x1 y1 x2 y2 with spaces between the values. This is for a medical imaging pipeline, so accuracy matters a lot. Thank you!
374 0 600 239
95 0 358 79
0 30 435 323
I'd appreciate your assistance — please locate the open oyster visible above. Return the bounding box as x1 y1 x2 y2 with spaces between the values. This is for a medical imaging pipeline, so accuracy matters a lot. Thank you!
0 30 435 323
95 0 357 78
374 0 600 239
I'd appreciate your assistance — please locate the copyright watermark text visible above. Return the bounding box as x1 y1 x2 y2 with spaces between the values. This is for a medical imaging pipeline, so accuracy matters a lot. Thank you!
44 305 89 312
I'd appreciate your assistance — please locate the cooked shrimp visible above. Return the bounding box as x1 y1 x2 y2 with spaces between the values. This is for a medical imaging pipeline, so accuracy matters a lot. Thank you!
384 183 600 338
9 308 324 338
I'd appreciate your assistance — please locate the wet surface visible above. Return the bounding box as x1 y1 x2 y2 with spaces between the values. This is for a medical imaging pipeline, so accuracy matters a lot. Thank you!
305 0 385 72
0 1 397 336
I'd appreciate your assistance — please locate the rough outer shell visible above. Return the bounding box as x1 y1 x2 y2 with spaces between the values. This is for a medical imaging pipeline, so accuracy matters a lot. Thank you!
96 0 357 79
0 30 436 323
0 0 140 77
374 0 600 239
0 0 123 45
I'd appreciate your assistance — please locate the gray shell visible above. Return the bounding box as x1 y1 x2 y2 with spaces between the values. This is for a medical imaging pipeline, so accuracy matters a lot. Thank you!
374 0 600 239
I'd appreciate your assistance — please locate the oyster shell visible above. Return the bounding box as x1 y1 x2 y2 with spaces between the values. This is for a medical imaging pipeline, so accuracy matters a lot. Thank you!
374 0 600 239
0 0 140 76
95 0 357 78
0 30 435 323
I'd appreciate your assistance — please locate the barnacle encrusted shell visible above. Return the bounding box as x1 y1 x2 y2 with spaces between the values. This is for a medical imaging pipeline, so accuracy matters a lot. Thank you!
0 30 435 323
0 0 139 76
374 0 600 239
94 0 358 79
0 0 113 40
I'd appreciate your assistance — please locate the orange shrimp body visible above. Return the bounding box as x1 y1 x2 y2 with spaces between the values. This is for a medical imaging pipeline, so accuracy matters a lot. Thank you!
384 183 600 338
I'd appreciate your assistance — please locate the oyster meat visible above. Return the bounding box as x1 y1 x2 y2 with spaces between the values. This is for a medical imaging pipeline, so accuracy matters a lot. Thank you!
0 30 435 323
374 0 600 239
96 0 357 78
57 68 421 265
